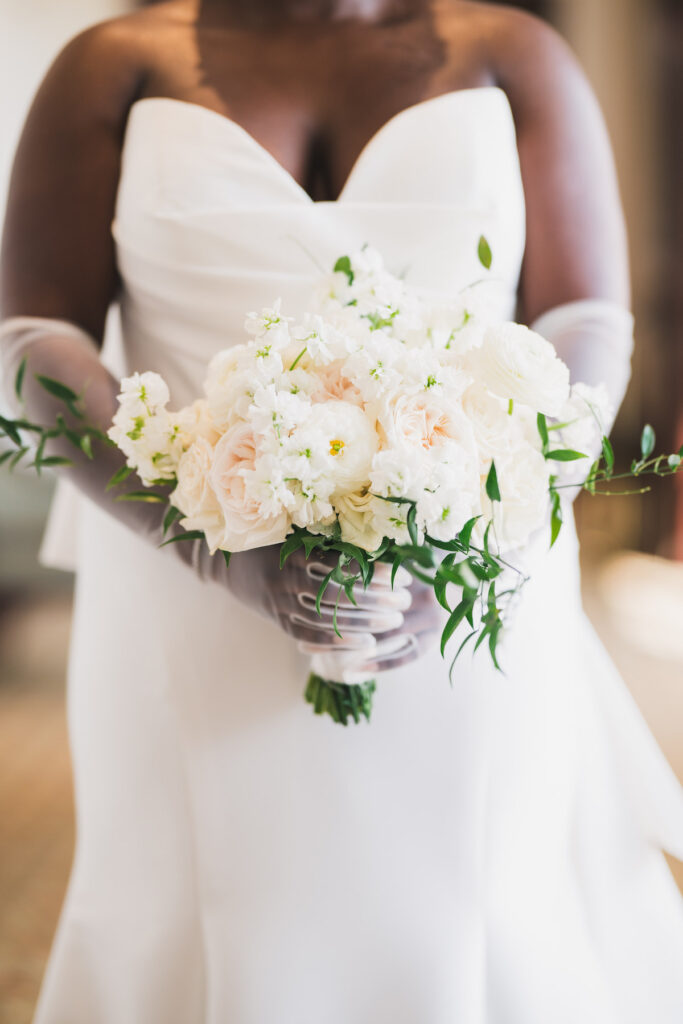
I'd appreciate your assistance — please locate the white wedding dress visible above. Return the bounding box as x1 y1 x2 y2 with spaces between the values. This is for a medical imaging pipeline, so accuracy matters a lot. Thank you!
33 87 683 1024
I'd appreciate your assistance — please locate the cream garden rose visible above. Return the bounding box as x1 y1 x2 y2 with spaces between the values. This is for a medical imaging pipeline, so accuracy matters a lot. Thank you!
209 424 290 552
172 437 226 553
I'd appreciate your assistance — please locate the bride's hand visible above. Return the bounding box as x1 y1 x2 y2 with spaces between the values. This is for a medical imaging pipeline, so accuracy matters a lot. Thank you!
219 547 416 651
289 556 443 673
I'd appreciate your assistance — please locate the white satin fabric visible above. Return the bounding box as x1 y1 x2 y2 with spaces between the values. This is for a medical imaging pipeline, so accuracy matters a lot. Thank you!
34 88 683 1024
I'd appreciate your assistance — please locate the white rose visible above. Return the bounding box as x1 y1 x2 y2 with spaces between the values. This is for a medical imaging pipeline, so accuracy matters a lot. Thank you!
174 399 220 447
335 490 386 553
209 424 290 552
476 322 570 416
171 437 226 553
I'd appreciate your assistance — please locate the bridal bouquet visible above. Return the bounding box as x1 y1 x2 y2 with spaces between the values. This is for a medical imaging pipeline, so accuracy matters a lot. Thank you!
3 242 682 725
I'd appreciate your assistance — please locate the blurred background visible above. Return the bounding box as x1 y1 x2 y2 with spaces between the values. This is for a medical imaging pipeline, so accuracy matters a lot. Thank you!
1 0 682 1021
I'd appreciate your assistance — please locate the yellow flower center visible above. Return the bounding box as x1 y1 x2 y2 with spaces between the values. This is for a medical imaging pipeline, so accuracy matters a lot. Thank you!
329 438 345 456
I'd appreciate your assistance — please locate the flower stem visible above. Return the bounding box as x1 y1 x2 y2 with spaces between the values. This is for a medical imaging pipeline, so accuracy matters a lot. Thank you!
304 673 376 726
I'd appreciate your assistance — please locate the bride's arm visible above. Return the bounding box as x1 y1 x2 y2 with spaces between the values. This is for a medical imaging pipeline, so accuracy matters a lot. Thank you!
0 23 418 654
493 11 634 431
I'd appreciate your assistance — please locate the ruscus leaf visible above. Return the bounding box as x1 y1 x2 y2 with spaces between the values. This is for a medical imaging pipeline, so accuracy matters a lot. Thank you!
545 449 588 462
641 424 655 460
14 358 27 400
35 375 79 405
485 461 501 502
477 235 493 270
106 465 134 491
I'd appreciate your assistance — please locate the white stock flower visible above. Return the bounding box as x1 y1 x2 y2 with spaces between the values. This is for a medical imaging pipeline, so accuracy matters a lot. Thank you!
475 322 570 416
244 298 293 347
108 370 185 485
116 371 170 414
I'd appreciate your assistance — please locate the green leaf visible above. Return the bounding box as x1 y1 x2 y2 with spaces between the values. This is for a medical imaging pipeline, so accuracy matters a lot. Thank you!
80 434 93 459
545 449 588 462
35 375 79 405
488 621 503 672
371 493 414 505
485 461 501 503
106 464 134 491
279 531 304 568
406 503 419 546
222 550 232 569
449 630 478 685
163 504 183 536
14 358 27 400
159 530 205 546
0 415 22 447
0 449 15 466
537 412 549 450
333 255 354 284
458 515 480 551
601 436 614 474
550 491 563 548
9 446 28 469
440 599 472 657
114 490 167 503
315 569 336 617
390 543 435 569
391 554 403 588
641 424 655 460
477 234 493 270
30 455 73 468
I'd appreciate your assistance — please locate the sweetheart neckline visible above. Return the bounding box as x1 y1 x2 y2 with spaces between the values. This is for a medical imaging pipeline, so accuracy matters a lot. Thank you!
125 86 513 206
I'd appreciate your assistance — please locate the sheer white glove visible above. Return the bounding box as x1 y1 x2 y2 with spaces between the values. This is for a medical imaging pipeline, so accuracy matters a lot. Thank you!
531 297 635 442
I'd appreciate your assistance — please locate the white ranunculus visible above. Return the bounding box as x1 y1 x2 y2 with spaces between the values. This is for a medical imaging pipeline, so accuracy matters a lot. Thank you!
476 322 570 416
295 401 379 495
556 382 613 457
478 444 551 552
171 437 226 553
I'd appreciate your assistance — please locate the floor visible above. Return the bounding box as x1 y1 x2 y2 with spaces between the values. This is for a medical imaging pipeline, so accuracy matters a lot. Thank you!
1 552 683 1023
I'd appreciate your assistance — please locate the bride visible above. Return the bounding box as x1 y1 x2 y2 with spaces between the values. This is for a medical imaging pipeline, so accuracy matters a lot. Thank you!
3 1 683 1021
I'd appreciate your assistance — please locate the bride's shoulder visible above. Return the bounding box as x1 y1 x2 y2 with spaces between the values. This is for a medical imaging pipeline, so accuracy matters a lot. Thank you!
29 2 193 132
44 2 192 93
440 1 593 123
438 2 584 106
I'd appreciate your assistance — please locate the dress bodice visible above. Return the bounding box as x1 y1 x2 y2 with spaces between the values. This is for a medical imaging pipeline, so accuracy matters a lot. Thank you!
110 87 526 405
